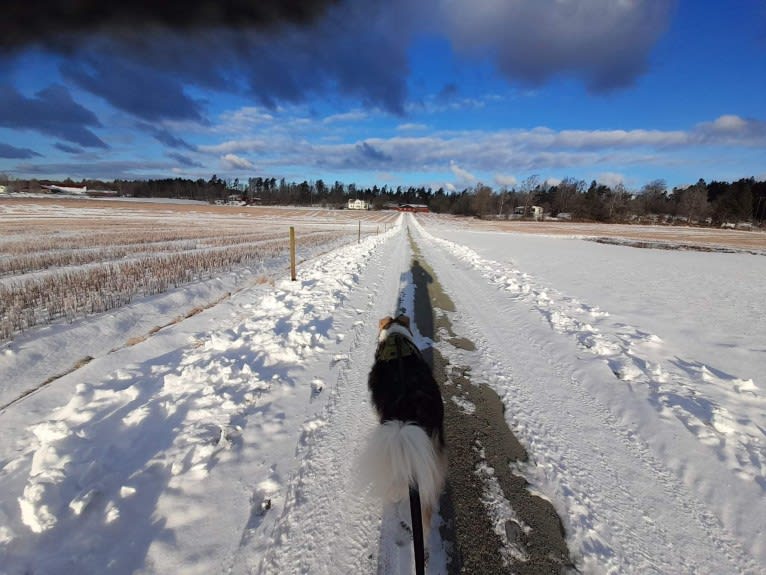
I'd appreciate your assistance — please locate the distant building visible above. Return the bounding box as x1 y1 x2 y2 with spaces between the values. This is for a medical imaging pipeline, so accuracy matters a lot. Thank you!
347 198 370 210
41 184 88 194
513 205 543 220
397 204 429 213
0 185 6 194
40 184 118 197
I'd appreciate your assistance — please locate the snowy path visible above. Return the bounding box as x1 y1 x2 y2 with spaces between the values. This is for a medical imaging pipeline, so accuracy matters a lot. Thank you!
0 222 420 573
0 220 453 575
412 218 765 573
238 218 411 574
1 213 763 574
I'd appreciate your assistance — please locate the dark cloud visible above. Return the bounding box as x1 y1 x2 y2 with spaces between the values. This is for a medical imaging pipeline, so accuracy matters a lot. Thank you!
437 83 459 102
2 0 676 129
0 143 41 159
54 142 85 154
0 0 340 51
61 58 205 122
14 159 176 179
441 0 678 91
167 152 203 168
0 84 108 148
137 122 195 151
6 0 416 118
108 1 415 114
356 142 392 163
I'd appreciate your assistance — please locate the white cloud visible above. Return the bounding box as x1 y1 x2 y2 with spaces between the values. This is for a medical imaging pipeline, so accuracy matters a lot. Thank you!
522 126 688 149
322 110 368 124
200 139 269 154
396 123 428 131
695 115 765 143
219 107 274 128
450 161 478 185
181 114 766 182
710 114 748 132
221 153 254 170
596 172 625 187
494 173 517 187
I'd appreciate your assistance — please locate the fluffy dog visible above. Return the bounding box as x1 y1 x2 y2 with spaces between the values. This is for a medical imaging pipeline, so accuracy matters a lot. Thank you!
365 315 446 550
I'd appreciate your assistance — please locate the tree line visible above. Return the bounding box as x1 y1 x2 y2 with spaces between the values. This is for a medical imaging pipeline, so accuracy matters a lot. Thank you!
2 173 764 225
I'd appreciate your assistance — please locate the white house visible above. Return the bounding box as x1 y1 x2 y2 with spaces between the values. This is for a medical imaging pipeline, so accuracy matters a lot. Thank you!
347 198 370 210
513 205 543 220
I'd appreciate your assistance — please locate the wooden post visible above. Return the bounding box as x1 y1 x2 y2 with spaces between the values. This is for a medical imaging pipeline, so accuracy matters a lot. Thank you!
289 226 296 281
358 220 361 243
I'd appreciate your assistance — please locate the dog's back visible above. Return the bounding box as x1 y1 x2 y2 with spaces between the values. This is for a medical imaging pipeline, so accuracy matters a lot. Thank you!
368 339 445 446
364 319 447 574
366 327 446 503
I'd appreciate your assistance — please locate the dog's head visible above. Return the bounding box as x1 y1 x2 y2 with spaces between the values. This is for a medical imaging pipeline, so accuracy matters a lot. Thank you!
378 314 413 341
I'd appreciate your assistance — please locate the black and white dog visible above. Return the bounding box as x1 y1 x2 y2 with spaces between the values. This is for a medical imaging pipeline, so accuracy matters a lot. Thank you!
365 315 446 568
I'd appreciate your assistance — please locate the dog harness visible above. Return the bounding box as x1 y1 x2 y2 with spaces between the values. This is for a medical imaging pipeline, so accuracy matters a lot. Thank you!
376 331 422 362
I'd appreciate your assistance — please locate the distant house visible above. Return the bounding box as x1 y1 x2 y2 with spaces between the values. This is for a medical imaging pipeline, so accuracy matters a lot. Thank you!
40 184 118 197
0 185 6 194
347 198 370 210
513 205 543 220
397 204 429 213
41 184 88 195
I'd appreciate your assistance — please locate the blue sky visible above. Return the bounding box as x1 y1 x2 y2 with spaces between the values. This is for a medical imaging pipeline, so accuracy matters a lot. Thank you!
0 0 764 192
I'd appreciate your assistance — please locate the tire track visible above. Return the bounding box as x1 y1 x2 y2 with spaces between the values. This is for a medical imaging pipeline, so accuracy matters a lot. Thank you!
408 231 572 574
250 225 412 574
411 220 760 574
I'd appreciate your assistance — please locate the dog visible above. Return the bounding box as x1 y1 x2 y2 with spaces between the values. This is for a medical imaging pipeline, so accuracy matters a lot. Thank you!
365 314 446 568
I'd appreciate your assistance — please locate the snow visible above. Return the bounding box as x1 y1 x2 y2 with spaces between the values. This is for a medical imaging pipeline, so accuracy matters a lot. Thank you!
1 212 764 574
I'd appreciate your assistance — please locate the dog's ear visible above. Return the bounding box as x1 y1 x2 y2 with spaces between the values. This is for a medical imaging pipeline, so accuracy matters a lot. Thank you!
379 316 393 331
397 315 411 329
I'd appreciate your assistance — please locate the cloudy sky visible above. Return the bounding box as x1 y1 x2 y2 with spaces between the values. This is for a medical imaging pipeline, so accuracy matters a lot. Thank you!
0 0 764 191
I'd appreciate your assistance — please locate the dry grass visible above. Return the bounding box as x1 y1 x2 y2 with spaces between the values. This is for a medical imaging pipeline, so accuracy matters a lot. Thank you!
125 334 150 347
0 198 386 342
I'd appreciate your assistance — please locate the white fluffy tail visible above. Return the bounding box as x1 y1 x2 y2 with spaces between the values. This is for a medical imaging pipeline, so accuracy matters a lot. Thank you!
360 421 445 507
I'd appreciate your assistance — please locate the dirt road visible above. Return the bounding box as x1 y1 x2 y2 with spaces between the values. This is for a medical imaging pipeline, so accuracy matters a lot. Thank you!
408 235 572 574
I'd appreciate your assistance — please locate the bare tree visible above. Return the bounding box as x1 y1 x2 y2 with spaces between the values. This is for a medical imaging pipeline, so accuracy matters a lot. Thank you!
496 186 508 217
607 183 630 221
638 179 669 218
519 175 540 218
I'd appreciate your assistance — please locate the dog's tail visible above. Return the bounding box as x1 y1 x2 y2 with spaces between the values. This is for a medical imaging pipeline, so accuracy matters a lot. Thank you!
361 421 445 507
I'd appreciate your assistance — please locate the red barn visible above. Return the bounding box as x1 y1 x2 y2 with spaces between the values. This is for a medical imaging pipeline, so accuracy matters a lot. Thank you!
397 204 430 213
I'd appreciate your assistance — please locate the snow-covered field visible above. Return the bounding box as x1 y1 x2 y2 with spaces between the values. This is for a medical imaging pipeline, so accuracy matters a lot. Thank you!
0 208 764 574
